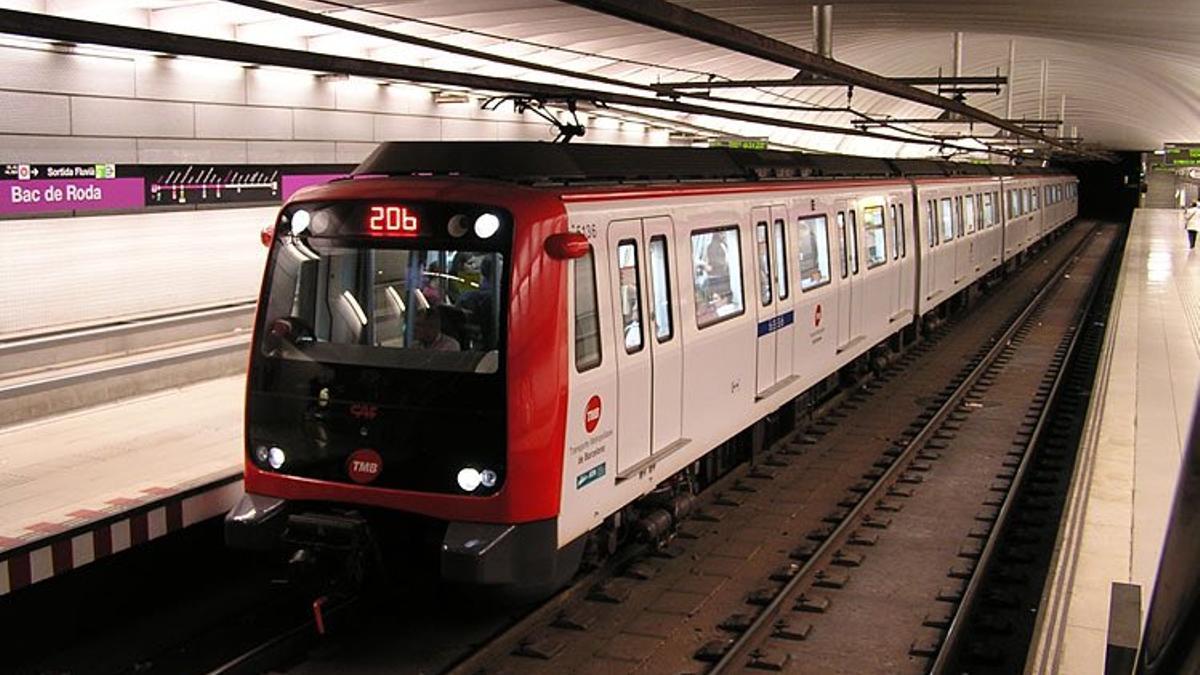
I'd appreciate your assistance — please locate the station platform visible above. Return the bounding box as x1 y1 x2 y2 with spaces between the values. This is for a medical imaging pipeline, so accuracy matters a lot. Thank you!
1028 208 1200 673
0 376 243 595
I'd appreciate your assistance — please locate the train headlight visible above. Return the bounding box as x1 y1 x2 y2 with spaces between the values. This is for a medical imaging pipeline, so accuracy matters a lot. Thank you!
254 445 270 466
267 446 287 470
291 209 311 234
457 467 482 492
474 213 500 239
448 214 469 238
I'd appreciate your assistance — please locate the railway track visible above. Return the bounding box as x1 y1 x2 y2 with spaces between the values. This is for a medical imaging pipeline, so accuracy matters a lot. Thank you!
24 223 1106 675
698 225 1118 674
202 220 1097 675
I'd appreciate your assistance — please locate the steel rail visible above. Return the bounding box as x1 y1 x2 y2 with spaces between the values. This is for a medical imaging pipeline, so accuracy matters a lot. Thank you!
556 0 1106 160
0 9 1009 156
930 225 1119 673
707 221 1102 673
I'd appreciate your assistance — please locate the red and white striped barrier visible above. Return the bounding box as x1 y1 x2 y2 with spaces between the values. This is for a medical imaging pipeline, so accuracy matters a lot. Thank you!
0 475 242 595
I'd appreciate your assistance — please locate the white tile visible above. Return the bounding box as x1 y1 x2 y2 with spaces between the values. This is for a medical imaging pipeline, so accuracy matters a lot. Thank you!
246 68 335 109
293 109 373 142
29 547 52 584
0 44 135 97
374 114 440 141
335 142 377 164
110 520 131 554
136 138 248 164
195 104 291 140
71 97 194 138
0 134 138 164
1057 624 1106 675
72 533 94 567
148 508 168 540
0 90 71 135
135 57 246 105
246 140 336 164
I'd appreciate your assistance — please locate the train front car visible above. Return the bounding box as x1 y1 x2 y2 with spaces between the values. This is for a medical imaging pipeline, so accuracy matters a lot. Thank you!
225 174 582 587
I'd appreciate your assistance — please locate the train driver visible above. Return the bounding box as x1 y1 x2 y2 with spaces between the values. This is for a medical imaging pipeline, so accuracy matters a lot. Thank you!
412 308 460 351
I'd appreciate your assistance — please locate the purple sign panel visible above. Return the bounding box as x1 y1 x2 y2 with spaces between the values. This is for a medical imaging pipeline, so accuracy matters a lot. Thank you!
281 173 349 202
0 177 146 215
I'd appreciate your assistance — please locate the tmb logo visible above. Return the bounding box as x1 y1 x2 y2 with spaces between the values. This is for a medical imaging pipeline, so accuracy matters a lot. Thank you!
346 448 383 484
585 395 602 433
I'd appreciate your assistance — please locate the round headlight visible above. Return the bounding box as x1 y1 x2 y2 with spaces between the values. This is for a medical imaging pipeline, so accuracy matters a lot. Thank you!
448 214 469 238
480 469 497 488
267 446 286 470
474 213 501 239
291 209 311 234
254 445 270 465
457 467 482 492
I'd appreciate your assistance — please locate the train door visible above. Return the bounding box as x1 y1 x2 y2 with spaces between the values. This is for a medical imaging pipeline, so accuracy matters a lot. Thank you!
643 216 683 454
835 203 860 352
771 207 794 381
607 219 652 475
848 208 864 340
954 195 968 284
751 206 793 396
889 201 904 320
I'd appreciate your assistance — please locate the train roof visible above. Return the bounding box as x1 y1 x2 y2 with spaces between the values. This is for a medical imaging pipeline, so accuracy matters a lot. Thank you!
354 141 1072 186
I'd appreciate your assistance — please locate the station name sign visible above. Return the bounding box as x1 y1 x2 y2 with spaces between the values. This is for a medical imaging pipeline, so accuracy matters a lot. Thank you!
0 163 354 217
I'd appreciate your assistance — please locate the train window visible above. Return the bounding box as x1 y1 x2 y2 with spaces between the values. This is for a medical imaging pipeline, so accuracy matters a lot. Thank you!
1008 190 1020 218
963 195 977 234
849 210 860 274
616 240 644 354
993 191 1001 224
863 205 887 269
837 212 849 278
798 215 831 291
1022 188 1031 214
955 196 965 237
755 221 773 306
890 204 900 260
773 219 789 301
927 200 938 246
940 198 955 242
691 226 745 329
648 236 673 343
260 242 507 373
574 247 602 372
1031 187 1040 211
897 204 907 257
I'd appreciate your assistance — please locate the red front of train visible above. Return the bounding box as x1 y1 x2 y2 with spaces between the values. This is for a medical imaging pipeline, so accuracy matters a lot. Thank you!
225 175 585 584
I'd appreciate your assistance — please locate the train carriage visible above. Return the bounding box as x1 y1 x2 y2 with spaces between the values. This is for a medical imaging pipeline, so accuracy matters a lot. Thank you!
226 142 1077 586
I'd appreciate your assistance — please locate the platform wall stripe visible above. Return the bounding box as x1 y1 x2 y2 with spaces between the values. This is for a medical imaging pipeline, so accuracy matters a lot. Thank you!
1 479 243 597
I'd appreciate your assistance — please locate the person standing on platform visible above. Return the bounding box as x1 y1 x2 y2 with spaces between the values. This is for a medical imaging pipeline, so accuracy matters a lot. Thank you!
1185 200 1200 250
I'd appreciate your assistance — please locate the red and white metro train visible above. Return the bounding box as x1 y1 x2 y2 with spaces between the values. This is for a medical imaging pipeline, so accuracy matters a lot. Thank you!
225 142 1078 585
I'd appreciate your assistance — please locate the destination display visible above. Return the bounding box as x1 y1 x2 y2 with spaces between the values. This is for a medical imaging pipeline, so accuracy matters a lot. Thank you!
1163 144 1200 167
0 163 354 217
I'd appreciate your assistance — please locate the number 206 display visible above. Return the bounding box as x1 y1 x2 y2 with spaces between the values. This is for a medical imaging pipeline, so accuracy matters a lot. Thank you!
366 205 419 237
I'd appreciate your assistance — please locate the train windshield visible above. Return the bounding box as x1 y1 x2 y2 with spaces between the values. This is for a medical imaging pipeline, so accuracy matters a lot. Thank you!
259 237 505 373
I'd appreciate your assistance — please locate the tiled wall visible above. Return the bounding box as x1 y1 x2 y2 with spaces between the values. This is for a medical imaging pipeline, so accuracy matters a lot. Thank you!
0 40 669 336
0 41 668 165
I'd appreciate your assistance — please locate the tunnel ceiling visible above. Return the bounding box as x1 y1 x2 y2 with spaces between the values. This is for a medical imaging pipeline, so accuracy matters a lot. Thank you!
10 0 1199 157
